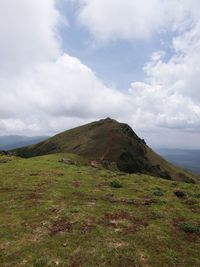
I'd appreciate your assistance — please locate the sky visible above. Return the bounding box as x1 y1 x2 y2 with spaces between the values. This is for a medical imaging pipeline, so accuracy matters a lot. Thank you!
0 0 200 149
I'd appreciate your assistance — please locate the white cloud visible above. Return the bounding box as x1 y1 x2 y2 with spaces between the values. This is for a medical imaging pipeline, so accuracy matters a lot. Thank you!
74 0 200 137
77 0 200 42
129 21 200 132
0 0 132 135
0 53 130 135
0 0 200 149
0 0 63 73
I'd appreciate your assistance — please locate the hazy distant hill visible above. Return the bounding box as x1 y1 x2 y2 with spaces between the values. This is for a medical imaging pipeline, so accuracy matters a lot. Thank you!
0 135 48 150
13 118 199 183
156 148 200 175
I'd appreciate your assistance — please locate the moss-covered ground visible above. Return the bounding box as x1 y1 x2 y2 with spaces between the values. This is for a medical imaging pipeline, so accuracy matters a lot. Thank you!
0 154 199 266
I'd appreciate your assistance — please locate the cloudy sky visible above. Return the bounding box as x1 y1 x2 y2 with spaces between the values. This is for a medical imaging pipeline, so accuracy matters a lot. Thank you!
0 0 200 149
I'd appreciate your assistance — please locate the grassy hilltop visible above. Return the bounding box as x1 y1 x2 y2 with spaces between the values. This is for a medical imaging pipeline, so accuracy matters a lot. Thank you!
13 118 199 183
0 153 199 267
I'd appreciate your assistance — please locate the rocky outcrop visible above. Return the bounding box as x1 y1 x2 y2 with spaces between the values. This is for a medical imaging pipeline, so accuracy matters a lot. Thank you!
58 158 76 165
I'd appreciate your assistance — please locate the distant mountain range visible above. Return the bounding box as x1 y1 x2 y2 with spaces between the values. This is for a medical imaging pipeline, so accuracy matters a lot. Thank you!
156 148 200 175
0 135 48 150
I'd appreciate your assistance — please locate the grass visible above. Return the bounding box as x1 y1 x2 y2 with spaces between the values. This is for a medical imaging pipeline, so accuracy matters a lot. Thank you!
13 118 199 184
0 153 200 267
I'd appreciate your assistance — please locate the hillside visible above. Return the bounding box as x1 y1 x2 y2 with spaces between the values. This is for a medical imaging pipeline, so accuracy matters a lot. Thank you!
13 118 199 183
0 153 199 266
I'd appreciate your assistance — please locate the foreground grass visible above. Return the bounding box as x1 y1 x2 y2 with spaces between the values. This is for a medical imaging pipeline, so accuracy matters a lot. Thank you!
0 154 199 267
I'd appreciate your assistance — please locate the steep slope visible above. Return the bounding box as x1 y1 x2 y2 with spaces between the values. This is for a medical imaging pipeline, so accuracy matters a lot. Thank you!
13 118 199 183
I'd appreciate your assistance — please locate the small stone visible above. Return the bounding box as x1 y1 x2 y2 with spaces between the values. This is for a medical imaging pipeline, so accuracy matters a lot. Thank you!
91 160 102 168
59 158 76 165
0 159 8 163
174 191 187 198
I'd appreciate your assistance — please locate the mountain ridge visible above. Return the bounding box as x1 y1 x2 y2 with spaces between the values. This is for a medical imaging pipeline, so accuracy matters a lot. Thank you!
13 118 199 183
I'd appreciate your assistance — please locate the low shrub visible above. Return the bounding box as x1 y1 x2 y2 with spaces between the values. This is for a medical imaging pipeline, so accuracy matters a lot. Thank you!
33 256 48 267
179 222 200 234
153 190 164 196
70 207 80 213
109 180 122 188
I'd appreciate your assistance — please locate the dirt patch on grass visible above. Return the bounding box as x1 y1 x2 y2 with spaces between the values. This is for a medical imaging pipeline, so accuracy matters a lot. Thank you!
148 211 164 220
97 182 108 188
80 218 95 234
138 253 149 267
184 199 200 213
172 217 185 227
0 160 8 163
102 210 148 234
108 241 128 249
142 198 157 206
71 181 80 188
86 201 96 208
0 187 16 192
101 194 158 206
26 192 42 200
173 217 200 241
72 191 87 198
29 172 39 176
48 206 63 214
104 210 132 223
25 185 47 202
101 195 137 205
49 219 73 236
69 247 85 267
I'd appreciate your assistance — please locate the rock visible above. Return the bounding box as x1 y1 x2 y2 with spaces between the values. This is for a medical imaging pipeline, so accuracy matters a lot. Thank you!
0 159 8 163
174 191 187 198
91 160 102 168
0 151 15 156
58 158 76 165
123 199 136 205
143 198 156 205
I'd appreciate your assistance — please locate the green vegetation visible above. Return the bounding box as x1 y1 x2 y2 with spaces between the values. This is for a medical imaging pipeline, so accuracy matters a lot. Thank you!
13 118 199 183
109 180 122 188
0 153 200 266
153 190 164 196
179 222 200 234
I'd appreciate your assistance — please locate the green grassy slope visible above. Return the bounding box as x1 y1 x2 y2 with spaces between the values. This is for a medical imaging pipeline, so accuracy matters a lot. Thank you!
13 118 199 183
0 154 199 267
